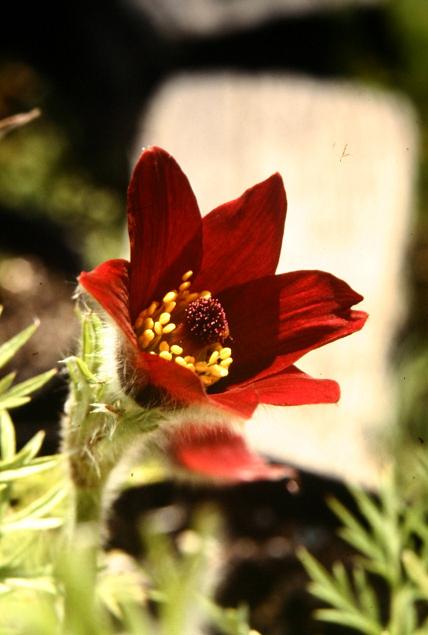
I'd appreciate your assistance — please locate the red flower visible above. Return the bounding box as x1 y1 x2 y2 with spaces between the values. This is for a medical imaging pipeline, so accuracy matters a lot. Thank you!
79 146 367 419
167 419 294 483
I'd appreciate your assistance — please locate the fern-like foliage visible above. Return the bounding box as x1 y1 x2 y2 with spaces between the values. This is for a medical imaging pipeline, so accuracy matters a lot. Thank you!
300 464 428 634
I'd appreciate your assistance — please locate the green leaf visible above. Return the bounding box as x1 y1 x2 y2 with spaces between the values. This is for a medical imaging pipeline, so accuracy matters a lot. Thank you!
353 568 380 622
63 356 98 385
3 369 56 401
299 548 382 635
402 550 428 598
8 430 45 466
389 586 417 635
0 456 59 482
316 608 381 634
1 517 63 532
0 396 31 410
329 498 384 563
5 483 66 523
80 310 104 373
0 373 16 395
0 322 38 370
0 410 16 460
2 576 56 594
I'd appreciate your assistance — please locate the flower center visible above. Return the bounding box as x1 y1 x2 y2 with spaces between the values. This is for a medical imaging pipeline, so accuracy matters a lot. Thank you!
185 297 229 344
134 271 233 387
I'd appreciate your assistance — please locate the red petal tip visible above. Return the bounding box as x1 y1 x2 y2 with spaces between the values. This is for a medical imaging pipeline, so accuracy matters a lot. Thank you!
170 422 292 483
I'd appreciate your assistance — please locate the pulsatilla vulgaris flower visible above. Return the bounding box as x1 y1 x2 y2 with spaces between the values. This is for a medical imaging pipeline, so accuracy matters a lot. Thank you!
79 146 367 419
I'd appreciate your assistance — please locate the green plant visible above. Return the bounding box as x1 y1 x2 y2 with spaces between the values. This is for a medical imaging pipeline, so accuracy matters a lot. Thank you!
0 306 257 634
300 464 428 634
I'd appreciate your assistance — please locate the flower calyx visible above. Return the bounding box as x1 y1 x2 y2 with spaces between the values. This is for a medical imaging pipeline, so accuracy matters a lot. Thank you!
134 271 233 387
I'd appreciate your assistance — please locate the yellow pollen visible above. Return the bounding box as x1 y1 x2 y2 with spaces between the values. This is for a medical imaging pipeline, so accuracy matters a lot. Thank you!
143 317 154 330
139 329 155 348
146 301 158 316
208 350 219 365
133 271 233 388
159 312 171 325
212 365 228 378
163 291 177 303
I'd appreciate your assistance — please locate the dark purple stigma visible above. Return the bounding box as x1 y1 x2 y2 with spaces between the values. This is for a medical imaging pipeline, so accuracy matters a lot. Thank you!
185 297 229 344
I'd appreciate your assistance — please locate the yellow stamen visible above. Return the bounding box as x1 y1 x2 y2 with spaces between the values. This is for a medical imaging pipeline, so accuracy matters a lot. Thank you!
163 291 177 303
134 271 233 388
219 347 232 359
143 317 154 330
208 350 219 365
210 364 228 378
146 301 158 316
159 312 171 325
139 329 155 348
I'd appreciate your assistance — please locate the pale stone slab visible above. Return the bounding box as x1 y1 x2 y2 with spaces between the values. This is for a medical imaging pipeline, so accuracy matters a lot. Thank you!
127 0 383 37
136 73 418 486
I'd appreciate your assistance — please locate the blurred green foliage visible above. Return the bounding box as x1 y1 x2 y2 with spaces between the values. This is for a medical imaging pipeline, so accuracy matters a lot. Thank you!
301 462 428 634
0 120 123 266
0 309 257 635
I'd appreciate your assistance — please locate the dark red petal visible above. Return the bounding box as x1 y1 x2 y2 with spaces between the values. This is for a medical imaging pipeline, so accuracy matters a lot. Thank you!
169 422 291 482
210 386 259 419
210 365 338 417
248 364 340 405
132 350 209 406
219 270 367 385
194 173 286 294
127 147 202 321
78 259 136 345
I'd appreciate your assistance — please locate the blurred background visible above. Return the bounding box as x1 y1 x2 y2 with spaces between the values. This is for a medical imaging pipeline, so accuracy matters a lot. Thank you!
1 1 427 633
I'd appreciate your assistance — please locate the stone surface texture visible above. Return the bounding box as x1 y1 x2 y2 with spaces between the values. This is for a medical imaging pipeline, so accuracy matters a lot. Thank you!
136 72 418 486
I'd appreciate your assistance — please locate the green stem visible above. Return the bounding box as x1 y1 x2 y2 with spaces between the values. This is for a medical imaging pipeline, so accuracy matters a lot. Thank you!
73 483 104 526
